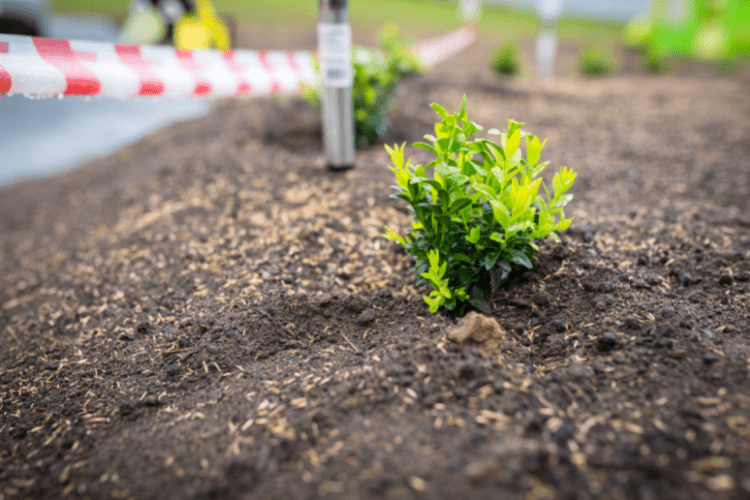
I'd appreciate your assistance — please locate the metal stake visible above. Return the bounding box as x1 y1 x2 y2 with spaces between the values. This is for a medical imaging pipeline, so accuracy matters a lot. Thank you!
318 0 355 170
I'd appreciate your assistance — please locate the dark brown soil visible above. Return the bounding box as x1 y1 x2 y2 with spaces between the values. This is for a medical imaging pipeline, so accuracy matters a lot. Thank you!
2 31 750 500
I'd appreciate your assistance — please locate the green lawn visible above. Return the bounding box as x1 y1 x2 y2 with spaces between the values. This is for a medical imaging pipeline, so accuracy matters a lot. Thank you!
51 0 625 42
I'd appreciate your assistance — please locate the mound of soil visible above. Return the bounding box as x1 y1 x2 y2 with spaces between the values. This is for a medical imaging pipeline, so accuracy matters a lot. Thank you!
2 33 750 500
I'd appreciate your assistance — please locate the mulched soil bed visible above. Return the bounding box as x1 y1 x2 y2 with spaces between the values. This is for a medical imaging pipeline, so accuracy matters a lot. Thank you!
2 33 750 500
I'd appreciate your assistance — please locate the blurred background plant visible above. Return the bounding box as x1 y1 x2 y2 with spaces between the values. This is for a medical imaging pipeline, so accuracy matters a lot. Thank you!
642 46 668 73
577 44 615 76
626 0 750 69
490 42 521 76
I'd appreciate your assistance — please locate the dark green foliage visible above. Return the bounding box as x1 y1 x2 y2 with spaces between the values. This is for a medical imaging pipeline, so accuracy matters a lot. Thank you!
643 47 668 73
490 43 520 76
578 46 615 76
383 97 577 316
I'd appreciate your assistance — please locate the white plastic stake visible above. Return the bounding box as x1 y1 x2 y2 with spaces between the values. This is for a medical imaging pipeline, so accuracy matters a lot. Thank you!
535 0 564 82
319 0 355 170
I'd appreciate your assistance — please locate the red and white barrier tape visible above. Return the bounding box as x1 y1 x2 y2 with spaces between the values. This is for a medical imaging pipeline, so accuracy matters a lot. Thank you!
0 20 480 99
0 34 317 99
413 24 478 69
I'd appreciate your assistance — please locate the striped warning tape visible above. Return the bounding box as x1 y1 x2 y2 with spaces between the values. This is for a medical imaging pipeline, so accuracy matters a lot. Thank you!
0 34 317 99
0 23 480 99
413 24 478 69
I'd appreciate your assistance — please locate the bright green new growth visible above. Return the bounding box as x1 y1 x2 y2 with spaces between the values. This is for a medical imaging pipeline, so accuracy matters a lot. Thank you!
383 97 576 316
490 43 520 76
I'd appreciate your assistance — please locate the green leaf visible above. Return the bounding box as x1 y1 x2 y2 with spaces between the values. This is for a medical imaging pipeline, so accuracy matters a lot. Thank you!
506 128 522 160
451 252 473 263
552 166 577 197
431 103 449 119
484 251 501 270
506 248 534 269
382 226 407 246
467 225 481 244
424 294 441 314
473 184 497 201
489 200 511 229
449 198 472 215
551 193 573 208
507 119 524 136
526 135 546 168
459 94 468 121
491 167 504 184
413 142 439 156
508 220 534 233
556 216 573 231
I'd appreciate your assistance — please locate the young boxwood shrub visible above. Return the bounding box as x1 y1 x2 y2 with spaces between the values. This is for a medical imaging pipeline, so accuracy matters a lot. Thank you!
384 97 577 316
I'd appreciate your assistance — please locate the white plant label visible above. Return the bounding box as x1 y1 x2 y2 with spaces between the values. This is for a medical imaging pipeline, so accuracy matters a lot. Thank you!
317 23 353 88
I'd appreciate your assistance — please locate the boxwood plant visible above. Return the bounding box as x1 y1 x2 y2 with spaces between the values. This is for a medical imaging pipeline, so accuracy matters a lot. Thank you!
383 97 576 316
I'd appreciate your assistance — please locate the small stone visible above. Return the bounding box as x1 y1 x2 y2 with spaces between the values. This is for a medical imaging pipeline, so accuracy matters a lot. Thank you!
313 293 333 307
136 321 151 334
657 338 674 348
549 319 566 333
568 363 593 379
140 395 160 407
723 325 738 335
533 292 552 307
637 253 649 266
625 316 641 330
718 273 734 286
656 325 673 338
671 348 687 359
464 458 501 483
343 293 370 313
459 362 480 380
593 294 616 311
703 352 719 365
166 363 180 376
597 332 618 352
509 298 532 309
447 312 505 344
661 308 676 320
356 309 375 325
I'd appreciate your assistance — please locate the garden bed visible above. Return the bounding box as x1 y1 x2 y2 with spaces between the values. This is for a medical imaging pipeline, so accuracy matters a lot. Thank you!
1 34 750 500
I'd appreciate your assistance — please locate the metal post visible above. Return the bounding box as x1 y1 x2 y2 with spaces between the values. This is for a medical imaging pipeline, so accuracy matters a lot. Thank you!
318 0 355 170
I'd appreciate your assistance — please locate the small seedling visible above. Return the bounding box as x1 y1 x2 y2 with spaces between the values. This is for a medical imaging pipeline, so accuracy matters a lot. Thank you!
578 46 615 76
490 43 521 76
384 97 576 316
